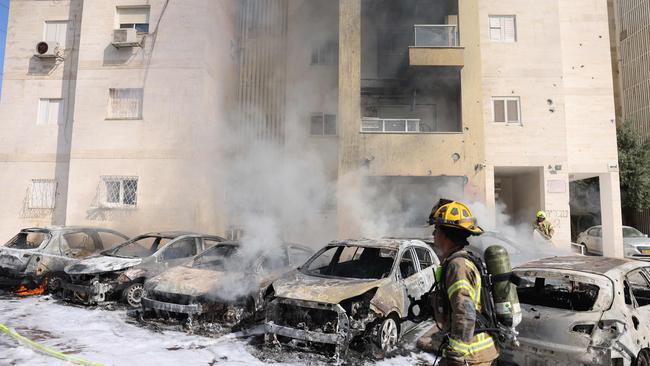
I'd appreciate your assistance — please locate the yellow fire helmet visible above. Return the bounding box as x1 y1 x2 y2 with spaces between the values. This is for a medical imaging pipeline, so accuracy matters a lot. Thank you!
536 210 547 219
428 198 484 235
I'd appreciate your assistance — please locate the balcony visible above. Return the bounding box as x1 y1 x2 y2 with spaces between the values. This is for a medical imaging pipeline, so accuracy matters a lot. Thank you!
409 24 464 67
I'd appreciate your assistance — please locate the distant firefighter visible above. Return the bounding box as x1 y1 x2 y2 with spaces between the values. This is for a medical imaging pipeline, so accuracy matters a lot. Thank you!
533 211 554 240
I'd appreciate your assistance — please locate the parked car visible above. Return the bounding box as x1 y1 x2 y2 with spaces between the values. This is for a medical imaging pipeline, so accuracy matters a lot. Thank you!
500 256 650 366
577 225 650 259
0 226 128 293
140 241 314 329
264 239 439 358
62 232 224 307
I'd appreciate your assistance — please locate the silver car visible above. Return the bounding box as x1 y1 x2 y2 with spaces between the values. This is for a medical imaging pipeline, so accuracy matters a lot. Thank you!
500 256 650 366
577 225 650 259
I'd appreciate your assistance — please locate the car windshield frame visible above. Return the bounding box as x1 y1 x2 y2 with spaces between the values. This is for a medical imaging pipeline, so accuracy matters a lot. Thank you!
300 244 397 280
191 243 242 269
102 235 173 258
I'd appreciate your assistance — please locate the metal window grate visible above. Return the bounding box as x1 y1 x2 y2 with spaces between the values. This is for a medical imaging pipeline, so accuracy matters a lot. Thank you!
108 88 143 119
100 176 138 208
361 117 421 133
28 179 57 209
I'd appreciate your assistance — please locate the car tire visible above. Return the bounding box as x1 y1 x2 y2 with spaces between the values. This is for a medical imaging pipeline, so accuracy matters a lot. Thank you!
122 283 144 308
47 274 64 294
635 349 650 366
375 316 399 355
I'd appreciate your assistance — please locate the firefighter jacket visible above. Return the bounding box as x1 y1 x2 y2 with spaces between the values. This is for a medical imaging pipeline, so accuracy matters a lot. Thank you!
433 250 499 364
534 219 554 240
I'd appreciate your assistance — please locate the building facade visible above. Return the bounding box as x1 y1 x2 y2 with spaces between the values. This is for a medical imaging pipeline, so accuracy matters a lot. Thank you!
0 0 624 255
609 0 650 234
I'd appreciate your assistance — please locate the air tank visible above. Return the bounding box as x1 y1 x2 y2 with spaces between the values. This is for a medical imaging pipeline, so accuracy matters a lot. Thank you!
484 245 522 328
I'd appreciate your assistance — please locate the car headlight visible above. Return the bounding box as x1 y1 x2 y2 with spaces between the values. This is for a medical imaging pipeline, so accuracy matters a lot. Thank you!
625 244 640 256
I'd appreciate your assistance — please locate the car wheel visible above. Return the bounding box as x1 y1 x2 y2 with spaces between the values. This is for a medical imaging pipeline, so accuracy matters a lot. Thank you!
47 275 63 294
376 316 399 354
122 283 144 308
635 349 650 366
579 243 589 255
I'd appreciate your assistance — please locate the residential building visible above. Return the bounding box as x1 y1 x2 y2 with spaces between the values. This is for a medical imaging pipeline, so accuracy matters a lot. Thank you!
609 0 650 234
0 0 624 256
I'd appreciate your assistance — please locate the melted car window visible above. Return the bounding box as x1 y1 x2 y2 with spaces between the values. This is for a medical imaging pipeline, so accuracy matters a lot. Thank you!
193 245 239 268
63 232 99 258
305 245 396 279
414 247 434 270
517 275 601 311
400 249 417 278
162 238 197 260
108 236 171 258
5 232 49 249
627 269 650 307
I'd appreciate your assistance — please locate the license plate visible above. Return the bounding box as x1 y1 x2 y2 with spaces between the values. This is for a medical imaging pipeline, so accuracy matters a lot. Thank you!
642 249 650 254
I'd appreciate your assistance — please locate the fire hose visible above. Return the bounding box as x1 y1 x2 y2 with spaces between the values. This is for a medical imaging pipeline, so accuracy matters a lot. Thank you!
0 322 105 366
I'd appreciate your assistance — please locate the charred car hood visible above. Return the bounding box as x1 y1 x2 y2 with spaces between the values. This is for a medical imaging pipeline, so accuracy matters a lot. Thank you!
272 270 388 304
65 255 142 275
146 266 256 298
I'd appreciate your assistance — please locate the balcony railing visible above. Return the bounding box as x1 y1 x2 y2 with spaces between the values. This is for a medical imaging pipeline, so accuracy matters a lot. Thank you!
361 117 422 133
414 25 459 47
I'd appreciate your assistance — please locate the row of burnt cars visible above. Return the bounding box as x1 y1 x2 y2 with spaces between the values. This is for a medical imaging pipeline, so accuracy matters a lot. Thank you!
2 225 650 365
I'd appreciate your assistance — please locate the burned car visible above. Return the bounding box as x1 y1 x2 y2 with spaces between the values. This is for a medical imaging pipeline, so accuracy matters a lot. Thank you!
500 256 650 366
62 232 224 307
140 241 314 329
0 226 128 294
265 239 438 357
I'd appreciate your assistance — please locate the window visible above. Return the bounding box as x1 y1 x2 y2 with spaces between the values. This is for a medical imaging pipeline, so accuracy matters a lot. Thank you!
97 231 128 250
288 246 313 266
414 247 434 270
28 179 57 209
101 176 138 208
627 269 650 307
117 7 150 33
44 21 67 45
311 40 337 65
361 118 422 133
109 235 172 258
310 113 337 136
489 15 516 42
162 238 198 261
5 231 50 250
108 88 143 120
492 97 520 124
37 99 63 125
62 231 99 258
399 249 417 279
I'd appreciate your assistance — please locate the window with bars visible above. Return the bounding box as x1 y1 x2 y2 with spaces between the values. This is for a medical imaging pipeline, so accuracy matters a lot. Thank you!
310 113 337 136
29 179 57 209
492 97 521 124
489 15 517 42
37 98 64 125
117 7 150 33
310 40 338 65
107 88 143 120
101 176 138 208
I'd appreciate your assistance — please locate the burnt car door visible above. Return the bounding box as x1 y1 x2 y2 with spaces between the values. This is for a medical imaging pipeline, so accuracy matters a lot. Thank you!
27 230 99 276
0 230 53 276
156 236 200 271
625 268 650 341
398 246 427 316
413 246 436 293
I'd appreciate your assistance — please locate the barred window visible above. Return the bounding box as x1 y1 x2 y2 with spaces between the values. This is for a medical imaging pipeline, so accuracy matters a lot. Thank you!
107 88 143 120
310 113 337 136
101 176 138 208
29 179 57 209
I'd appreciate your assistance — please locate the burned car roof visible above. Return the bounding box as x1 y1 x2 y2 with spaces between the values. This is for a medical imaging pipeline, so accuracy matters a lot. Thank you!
138 231 200 238
328 238 430 250
516 256 636 275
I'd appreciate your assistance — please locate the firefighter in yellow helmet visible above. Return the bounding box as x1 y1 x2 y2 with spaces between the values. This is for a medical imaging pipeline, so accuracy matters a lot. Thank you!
427 199 499 366
533 210 554 240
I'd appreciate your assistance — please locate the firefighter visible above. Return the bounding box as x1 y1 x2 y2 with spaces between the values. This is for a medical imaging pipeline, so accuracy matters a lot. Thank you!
533 210 554 240
428 199 499 366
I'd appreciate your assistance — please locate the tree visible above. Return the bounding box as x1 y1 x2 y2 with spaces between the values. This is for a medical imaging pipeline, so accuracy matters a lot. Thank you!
618 123 650 211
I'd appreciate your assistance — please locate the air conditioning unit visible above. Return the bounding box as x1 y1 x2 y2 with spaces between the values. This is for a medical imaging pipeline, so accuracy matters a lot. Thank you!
34 41 59 58
111 28 141 48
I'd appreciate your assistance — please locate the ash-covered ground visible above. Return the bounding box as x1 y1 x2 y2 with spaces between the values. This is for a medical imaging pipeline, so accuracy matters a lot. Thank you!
0 293 436 366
